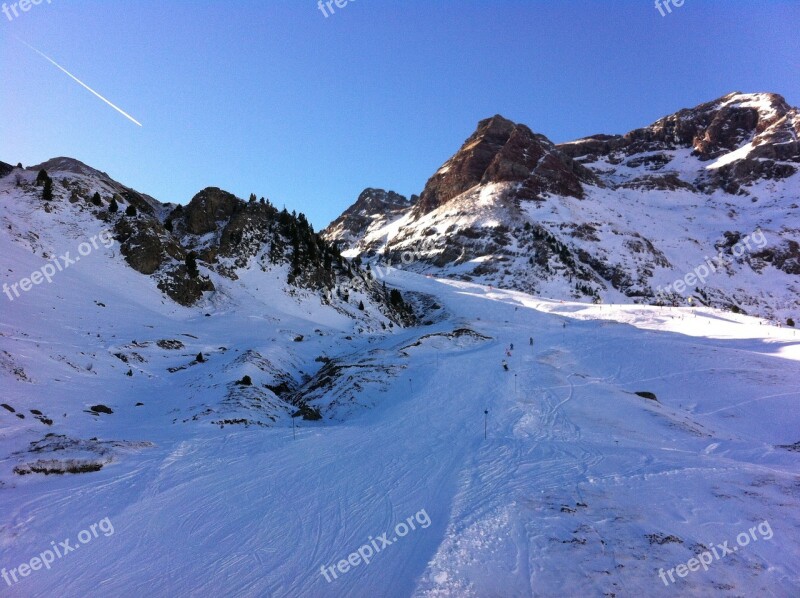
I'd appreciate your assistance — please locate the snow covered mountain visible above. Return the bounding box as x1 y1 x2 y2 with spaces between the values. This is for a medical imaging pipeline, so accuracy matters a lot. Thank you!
323 92 800 321
324 188 416 249
0 159 421 427
2 153 800 596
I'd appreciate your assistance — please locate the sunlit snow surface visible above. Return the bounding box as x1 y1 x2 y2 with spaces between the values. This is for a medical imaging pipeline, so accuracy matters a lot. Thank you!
1 174 799 597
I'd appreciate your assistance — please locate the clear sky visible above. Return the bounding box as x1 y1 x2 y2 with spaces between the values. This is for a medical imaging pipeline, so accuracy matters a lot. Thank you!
1 1 798 229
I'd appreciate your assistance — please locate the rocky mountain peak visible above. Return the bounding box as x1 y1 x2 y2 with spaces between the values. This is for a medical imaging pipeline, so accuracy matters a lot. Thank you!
560 91 798 162
557 91 799 194
323 92 800 320
322 188 414 251
30 156 111 179
414 114 594 215
639 91 794 159
349 188 413 214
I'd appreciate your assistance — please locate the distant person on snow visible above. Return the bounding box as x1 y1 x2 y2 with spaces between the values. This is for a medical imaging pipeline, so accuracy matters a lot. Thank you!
510 343 514 350
502 360 508 371
529 337 533 346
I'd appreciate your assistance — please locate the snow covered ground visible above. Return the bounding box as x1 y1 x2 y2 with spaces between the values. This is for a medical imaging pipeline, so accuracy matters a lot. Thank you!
2 232 799 597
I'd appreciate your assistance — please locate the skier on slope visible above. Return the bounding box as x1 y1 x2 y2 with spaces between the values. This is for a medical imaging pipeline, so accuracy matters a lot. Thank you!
502 360 509 371
529 337 533 346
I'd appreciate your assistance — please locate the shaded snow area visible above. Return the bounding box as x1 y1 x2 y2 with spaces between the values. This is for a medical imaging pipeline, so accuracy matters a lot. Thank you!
1 190 799 597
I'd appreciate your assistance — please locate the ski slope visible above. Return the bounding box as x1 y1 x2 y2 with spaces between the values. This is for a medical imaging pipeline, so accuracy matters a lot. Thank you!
2 251 799 597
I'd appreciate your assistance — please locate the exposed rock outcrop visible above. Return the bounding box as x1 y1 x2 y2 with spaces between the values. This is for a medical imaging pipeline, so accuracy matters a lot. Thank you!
414 115 596 215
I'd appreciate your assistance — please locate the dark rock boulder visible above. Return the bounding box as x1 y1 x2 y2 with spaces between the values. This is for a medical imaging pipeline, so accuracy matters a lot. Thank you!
114 217 182 275
183 187 241 235
157 265 215 306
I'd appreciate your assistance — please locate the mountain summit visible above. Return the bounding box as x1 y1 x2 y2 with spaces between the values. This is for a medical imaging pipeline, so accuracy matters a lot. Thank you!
559 91 800 193
324 92 800 320
414 114 595 215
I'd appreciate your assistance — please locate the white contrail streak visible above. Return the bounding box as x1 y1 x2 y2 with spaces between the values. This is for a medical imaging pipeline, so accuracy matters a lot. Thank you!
16 37 142 127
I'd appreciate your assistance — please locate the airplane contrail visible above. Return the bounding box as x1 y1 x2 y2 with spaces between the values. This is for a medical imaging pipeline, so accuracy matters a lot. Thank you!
16 37 142 127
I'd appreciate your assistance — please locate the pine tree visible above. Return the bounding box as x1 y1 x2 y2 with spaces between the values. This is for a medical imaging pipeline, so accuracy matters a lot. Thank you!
35 169 49 186
186 252 200 278
108 197 119 213
42 178 53 201
125 204 137 217
358 300 365 310
390 289 404 307
91 192 102 206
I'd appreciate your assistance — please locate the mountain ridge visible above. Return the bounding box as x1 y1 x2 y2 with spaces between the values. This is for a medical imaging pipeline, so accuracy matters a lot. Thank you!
0 159 415 327
322 91 800 321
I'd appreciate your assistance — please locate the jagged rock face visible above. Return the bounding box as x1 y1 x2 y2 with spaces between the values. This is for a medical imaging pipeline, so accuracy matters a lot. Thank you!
114 217 183 275
170 191 414 323
183 188 241 235
752 240 800 276
323 188 413 249
335 188 411 227
218 203 277 260
626 98 760 158
113 214 215 305
559 92 800 192
561 93 794 158
350 188 412 214
156 266 216 306
0 162 13 178
414 115 595 215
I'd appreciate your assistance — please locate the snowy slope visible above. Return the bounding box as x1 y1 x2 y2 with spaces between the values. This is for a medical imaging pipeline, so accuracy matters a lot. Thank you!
2 134 799 597
2 197 800 598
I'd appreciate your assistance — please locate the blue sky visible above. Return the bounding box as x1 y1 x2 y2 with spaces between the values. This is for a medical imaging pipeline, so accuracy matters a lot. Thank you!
1 1 798 228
